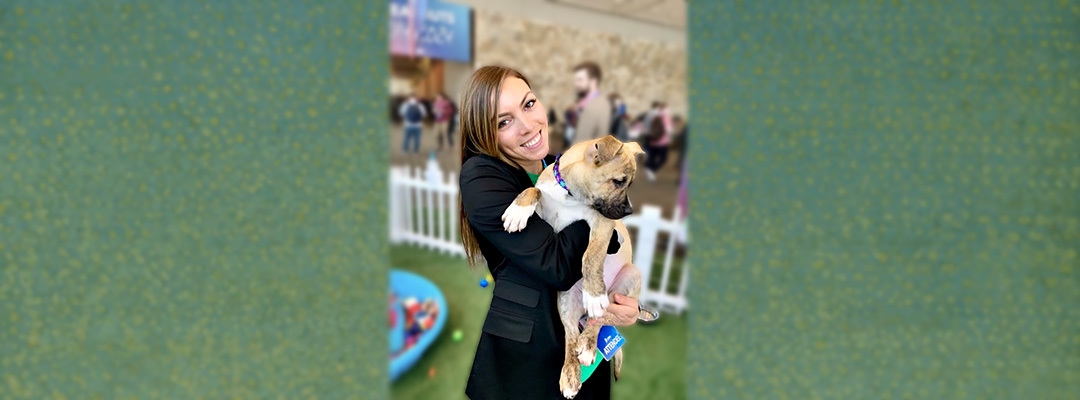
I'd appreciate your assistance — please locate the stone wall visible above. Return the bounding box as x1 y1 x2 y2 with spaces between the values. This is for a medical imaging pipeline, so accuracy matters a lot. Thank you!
474 9 688 120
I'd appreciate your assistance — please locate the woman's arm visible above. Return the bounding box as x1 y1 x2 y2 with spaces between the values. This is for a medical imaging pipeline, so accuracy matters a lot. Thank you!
461 161 595 291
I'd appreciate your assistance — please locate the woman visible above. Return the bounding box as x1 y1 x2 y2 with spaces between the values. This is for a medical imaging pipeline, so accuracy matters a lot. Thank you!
458 66 640 400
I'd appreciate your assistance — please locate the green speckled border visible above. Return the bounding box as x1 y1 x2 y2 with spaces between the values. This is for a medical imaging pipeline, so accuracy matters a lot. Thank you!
0 1 388 398
688 0 1079 398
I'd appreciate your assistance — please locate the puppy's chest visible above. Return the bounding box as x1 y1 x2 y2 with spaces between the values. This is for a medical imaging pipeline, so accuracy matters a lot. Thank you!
534 180 597 233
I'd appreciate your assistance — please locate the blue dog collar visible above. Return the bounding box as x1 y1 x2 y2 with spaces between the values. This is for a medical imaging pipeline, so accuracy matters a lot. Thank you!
553 153 571 197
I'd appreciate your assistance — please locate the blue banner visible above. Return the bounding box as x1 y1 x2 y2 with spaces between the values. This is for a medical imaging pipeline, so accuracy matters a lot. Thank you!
390 0 472 63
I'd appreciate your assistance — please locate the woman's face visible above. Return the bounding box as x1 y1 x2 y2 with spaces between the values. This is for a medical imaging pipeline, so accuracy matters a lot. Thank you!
495 77 548 164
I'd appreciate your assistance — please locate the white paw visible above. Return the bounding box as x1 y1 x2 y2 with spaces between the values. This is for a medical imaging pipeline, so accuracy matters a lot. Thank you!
582 290 609 319
578 348 596 367
501 203 535 232
563 389 579 399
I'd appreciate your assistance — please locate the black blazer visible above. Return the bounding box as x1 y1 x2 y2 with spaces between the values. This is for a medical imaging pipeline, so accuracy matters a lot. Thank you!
461 154 614 400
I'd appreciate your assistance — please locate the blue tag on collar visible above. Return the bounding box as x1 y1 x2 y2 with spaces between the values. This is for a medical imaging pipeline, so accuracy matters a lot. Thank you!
580 325 626 383
597 326 625 361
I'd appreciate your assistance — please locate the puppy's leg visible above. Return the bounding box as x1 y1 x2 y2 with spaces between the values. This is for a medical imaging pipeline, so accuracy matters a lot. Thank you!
612 348 624 382
581 219 615 318
589 263 642 381
575 322 601 367
558 287 584 399
501 187 540 233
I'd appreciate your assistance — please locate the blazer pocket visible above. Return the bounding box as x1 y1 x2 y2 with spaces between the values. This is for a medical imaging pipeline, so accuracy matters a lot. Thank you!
482 308 534 344
491 279 541 308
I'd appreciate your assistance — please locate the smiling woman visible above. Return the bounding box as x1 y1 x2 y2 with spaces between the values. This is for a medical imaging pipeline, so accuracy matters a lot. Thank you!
455 65 631 400
493 77 550 173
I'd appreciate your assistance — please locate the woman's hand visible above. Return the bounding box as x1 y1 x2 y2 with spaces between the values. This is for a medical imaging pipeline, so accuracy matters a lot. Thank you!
589 294 638 327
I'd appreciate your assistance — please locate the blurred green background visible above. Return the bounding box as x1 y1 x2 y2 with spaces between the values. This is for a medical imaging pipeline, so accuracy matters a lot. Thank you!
689 0 1080 399
1 1 388 398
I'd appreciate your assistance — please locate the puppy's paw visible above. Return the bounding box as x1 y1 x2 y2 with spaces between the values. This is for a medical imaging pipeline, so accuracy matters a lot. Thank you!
500 203 535 233
578 351 596 367
559 363 582 398
576 341 597 367
582 290 610 319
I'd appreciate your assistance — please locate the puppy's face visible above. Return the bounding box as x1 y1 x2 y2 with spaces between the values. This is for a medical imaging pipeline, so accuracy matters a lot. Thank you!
576 136 645 220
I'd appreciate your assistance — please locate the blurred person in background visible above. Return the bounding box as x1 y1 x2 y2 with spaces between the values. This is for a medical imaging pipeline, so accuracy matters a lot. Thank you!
569 61 612 146
643 109 671 182
639 101 661 145
660 102 673 136
399 93 426 154
609 93 627 121
563 106 578 151
628 113 646 141
608 93 629 140
612 113 630 142
434 92 455 151
448 96 460 148
547 107 561 155
671 115 687 185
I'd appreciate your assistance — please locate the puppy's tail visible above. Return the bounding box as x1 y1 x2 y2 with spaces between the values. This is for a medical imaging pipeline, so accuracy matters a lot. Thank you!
612 348 624 382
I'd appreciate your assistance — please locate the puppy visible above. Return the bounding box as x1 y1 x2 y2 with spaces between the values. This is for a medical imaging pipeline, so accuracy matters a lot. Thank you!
501 135 645 398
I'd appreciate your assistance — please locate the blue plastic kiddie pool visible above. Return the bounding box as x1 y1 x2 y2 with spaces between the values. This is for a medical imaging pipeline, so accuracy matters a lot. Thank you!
389 269 448 382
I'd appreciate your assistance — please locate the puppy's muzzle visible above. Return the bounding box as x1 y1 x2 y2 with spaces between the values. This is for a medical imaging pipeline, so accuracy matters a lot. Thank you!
595 200 634 220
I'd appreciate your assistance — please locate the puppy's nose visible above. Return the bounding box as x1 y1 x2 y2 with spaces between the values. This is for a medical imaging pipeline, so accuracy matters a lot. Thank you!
621 204 633 216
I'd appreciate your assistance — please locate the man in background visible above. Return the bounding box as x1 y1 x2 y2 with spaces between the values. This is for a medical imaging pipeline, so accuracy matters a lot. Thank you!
399 93 426 155
569 61 612 147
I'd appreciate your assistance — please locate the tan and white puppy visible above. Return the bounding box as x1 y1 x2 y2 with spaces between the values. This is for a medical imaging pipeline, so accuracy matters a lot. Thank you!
501 135 645 398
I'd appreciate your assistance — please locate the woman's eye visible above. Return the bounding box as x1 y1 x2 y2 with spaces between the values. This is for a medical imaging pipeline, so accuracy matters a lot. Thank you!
525 99 535 109
498 119 510 129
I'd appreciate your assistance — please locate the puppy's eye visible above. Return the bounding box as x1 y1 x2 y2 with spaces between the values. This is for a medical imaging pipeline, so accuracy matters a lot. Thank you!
612 178 626 187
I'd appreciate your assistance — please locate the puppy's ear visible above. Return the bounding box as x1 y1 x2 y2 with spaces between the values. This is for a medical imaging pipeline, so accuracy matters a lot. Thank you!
621 142 646 161
589 136 624 166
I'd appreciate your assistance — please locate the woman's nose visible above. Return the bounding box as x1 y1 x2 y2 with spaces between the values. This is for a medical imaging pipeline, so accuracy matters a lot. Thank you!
518 118 535 135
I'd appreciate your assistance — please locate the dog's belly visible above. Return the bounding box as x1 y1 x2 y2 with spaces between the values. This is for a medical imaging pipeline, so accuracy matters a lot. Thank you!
533 181 633 290
566 255 632 295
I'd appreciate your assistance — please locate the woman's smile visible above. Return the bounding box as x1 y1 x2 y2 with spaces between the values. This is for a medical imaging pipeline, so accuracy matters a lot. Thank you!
522 130 543 149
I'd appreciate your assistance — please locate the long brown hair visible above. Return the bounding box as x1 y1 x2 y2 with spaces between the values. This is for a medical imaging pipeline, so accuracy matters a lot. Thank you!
458 66 533 268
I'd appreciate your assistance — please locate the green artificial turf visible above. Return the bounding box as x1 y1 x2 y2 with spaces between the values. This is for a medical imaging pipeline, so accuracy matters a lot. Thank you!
389 245 688 400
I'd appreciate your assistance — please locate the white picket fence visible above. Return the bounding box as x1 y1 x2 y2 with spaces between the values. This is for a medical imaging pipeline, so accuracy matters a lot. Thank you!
388 163 690 315
388 165 465 257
